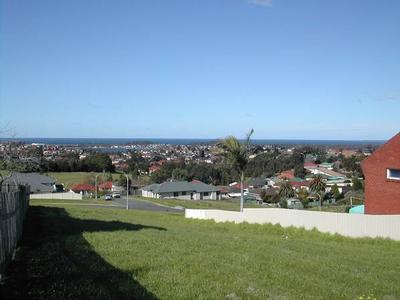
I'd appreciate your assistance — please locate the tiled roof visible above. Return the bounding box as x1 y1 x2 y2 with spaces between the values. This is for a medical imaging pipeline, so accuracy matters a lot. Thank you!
71 184 95 192
142 181 219 194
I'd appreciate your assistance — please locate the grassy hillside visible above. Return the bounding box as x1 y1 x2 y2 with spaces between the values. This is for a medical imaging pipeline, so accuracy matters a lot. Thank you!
2 199 399 299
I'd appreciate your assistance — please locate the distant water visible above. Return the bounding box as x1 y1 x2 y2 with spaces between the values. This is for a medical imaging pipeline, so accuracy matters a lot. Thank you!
0 137 385 147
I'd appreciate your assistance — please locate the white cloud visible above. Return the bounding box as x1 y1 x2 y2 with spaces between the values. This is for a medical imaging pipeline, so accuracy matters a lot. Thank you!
248 0 273 7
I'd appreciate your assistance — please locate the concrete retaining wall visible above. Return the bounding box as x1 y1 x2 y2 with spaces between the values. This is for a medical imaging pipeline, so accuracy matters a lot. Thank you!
185 208 400 240
30 192 82 200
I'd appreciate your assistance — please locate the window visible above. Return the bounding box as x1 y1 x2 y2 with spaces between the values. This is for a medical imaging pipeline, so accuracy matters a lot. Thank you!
182 192 186 196
387 169 400 180
173 192 179 197
203 192 209 196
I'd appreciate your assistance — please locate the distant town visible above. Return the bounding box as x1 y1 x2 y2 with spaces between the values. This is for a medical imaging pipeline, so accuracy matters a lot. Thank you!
0 137 380 211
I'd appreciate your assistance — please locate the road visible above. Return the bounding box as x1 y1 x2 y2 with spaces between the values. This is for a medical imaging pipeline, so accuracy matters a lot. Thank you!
110 196 183 213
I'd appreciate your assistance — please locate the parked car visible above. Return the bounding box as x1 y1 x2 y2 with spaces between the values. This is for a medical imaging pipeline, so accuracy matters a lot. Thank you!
112 193 121 198
104 194 112 200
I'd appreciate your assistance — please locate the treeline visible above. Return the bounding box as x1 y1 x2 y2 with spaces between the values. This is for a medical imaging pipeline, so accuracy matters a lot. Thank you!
1 153 115 173
149 147 326 185
151 162 237 185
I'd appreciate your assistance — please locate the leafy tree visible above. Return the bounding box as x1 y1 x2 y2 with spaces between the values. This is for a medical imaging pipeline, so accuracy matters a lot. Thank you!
352 177 363 191
310 175 326 209
117 174 130 187
294 163 306 178
171 168 188 181
330 184 341 200
82 153 115 172
127 151 149 176
219 129 254 212
297 188 309 208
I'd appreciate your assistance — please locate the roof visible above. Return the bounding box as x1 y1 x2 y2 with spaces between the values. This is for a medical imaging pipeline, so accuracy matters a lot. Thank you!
3 172 55 193
71 184 95 192
229 182 250 190
278 169 295 179
142 181 219 194
362 132 400 168
304 162 318 168
247 177 267 187
306 166 347 178
290 181 310 188
98 181 113 189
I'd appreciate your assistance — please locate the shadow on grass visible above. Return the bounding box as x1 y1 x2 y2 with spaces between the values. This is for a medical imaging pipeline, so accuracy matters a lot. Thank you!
0 206 165 300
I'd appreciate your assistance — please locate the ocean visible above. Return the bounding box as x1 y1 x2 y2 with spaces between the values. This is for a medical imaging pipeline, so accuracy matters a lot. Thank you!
0 137 385 147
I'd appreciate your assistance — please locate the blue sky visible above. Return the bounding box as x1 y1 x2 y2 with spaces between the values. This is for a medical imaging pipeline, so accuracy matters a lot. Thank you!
1 0 399 140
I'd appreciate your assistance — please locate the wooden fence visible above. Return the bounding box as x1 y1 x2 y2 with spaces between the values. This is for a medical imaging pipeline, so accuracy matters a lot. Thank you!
0 184 30 278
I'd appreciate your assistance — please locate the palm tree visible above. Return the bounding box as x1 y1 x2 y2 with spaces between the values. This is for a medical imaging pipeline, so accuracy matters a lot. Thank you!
219 129 254 212
279 181 295 199
309 174 326 209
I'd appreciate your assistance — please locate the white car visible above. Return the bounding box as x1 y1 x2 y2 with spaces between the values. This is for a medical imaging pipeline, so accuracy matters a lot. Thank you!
112 193 121 198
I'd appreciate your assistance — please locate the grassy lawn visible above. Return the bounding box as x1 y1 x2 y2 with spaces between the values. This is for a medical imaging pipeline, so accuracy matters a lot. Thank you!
1 171 122 189
0 169 10 177
1 199 400 299
135 196 261 211
44 172 122 188
30 198 121 206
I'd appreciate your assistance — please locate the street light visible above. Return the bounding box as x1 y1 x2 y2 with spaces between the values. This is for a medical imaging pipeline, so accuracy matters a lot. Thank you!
95 173 101 199
123 173 129 210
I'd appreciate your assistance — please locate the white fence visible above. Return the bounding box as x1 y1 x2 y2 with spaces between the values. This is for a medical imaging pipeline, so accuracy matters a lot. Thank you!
185 208 400 241
30 192 82 200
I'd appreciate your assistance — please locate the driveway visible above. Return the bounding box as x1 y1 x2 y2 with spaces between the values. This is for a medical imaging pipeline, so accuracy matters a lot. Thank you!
111 196 183 213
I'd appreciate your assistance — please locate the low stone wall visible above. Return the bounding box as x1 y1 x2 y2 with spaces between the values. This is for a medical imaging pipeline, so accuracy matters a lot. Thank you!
30 192 82 200
185 208 400 241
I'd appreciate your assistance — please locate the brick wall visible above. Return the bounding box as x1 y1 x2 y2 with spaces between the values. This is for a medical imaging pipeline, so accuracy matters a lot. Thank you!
362 134 400 214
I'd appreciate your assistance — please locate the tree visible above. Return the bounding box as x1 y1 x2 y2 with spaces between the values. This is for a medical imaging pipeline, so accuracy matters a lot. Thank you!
330 184 341 200
352 176 363 191
297 188 309 208
309 175 326 209
218 129 254 212
82 153 115 172
171 168 188 181
294 163 306 178
279 181 295 199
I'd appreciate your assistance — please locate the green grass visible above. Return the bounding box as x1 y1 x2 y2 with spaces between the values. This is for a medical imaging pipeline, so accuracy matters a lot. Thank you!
135 196 261 211
1 199 400 299
1 171 122 188
31 198 121 206
44 172 122 188
0 169 10 178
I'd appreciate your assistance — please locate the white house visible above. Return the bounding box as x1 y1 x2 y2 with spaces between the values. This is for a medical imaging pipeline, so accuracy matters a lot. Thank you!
141 180 221 200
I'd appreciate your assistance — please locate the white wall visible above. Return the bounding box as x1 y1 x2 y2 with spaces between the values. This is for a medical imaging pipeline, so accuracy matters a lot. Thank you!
30 192 83 200
185 208 400 241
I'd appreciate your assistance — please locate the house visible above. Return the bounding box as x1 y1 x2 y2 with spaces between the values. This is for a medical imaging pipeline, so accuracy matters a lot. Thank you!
227 182 250 198
286 198 303 209
247 177 267 188
141 180 221 200
304 165 347 180
361 133 400 214
290 180 310 191
71 184 95 195
98 181 113 191
2 172 62 194
278 170 295 179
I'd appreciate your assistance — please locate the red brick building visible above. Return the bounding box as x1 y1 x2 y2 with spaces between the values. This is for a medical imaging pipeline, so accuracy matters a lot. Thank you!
361 133 400 214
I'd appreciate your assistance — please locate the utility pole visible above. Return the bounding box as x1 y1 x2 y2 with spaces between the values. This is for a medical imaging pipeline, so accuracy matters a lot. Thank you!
124 173 129 210
95 173 101 199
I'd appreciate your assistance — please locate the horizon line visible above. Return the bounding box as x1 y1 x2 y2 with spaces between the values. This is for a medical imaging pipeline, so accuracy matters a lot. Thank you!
0 137 387 142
